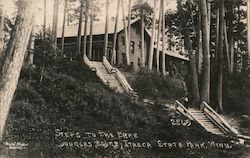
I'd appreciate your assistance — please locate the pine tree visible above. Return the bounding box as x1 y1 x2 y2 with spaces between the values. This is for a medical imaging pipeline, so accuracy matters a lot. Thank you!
111 0 121 64
156 0 162 72
161 0 166 75
61 0 69 56
0 0 36 141
77 0 84 56
200 0 210 103
104 0 109 58
148 0 157 70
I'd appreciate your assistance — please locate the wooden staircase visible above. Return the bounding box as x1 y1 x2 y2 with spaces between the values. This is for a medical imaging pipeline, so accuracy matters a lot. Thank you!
188 108 224 135
175 100 250 144
90 61 125 93
83 55 137 98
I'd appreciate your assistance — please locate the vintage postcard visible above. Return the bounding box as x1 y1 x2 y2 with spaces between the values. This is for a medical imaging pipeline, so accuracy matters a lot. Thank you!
0 0 250 157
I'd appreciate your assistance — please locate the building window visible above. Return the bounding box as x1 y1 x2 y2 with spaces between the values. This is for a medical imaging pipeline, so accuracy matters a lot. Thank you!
138 58 141 66
121 36 125 45
138 41 142 49
122 53 126 64
130 41 135 54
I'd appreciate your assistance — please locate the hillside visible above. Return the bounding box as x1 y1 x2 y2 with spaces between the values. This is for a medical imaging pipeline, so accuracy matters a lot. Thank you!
1 60 248 158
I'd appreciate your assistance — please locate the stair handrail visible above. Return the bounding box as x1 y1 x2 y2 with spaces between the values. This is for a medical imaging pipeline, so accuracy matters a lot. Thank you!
103 57 117 73
115 68 134 94
201 102 239 135
83 55 107 84
83 55 94 70
102 56 133 94
95 67 108 85
175 100 195 121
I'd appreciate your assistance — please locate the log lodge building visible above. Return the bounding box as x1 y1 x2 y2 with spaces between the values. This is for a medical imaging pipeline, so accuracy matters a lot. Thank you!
56 18 189 76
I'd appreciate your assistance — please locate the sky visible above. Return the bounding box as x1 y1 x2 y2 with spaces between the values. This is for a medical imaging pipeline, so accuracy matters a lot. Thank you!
2 0 177 29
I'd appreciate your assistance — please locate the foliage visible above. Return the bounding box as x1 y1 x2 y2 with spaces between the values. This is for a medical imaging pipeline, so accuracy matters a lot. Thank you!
2 57 243 157
34 29 60 68
131 1 153 28
66 0 101 25
223 65 250 113
133 69 186 100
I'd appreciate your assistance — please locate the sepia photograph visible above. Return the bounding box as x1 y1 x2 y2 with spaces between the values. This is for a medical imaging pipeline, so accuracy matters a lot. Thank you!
0 0 250 157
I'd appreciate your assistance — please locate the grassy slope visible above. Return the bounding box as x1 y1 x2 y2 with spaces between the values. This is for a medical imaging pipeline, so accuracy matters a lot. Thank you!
2 61 247 158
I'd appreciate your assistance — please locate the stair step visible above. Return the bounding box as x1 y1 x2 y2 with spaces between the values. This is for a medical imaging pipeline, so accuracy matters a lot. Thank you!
194 118 210 120
206 127 221 130
204 125 218 128
89 61 134 94
191 114 205 116
207 129 222 133
202 122 215 125
193 116 207 118
191 112 205 114
201 121 214 123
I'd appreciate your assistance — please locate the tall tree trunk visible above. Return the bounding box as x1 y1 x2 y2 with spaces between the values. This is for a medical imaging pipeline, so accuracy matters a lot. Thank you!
88 0 93 60
61 0 68 56
217 0 224 112
177 0 200 106
229 3 234 74
156 0 162 73
207 0 211 51
161 0 166 75
224 20 230 71
214 3 219 73
0 0 4 56
83 0 89 57
43 0 46 35
27 17 35 65
200 0 210 103
141 3 145 67
111 0 120 64
104 0 109 58
121 0 130 66
128 0 131 52
196 1 203 74
0 0 35 142
148 0 157 70
52 0 59 53
52 0 59 38
248 0 250 60
77 0 84 56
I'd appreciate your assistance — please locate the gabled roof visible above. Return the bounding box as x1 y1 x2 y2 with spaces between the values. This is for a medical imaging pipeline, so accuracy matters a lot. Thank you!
57 18 140 38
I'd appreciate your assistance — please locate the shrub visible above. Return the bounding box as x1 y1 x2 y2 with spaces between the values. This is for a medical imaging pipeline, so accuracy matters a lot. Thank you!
133 69 186 100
